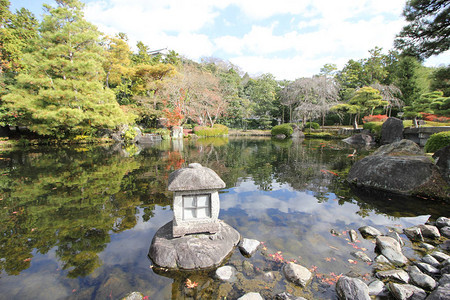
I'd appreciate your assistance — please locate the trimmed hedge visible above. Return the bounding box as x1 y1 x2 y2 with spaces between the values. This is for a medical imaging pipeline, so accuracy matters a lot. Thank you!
363 121 383 136
304 122 320 130
194 124 229 137
424 131 450 153
271 124 294 137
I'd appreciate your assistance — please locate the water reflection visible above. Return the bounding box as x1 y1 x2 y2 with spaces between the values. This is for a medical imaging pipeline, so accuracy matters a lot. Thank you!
0 138 447 299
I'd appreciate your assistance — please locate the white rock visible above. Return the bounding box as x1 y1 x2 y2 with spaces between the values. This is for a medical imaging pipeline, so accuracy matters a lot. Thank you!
237 292 263 300
215 266 237 282
239 238 260 256
283 262 312 287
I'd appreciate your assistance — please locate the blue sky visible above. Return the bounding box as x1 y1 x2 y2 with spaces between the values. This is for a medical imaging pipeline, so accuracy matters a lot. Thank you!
10 0 450 80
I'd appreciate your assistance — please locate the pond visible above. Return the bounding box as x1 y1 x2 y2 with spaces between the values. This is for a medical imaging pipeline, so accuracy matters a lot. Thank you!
0 137 448 299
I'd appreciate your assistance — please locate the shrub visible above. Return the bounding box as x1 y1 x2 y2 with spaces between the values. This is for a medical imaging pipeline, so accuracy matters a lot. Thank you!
271 124 294 137
362 114 388 123
194 124 229 137
363 122 383 136
303 122 320 130
424 131 450 153
122 128 137 143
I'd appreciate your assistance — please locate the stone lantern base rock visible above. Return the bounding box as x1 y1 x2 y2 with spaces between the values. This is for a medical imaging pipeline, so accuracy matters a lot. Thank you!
149 220 240 270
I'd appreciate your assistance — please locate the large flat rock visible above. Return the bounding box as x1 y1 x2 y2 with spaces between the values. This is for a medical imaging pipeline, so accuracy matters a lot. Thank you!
148 220 240 270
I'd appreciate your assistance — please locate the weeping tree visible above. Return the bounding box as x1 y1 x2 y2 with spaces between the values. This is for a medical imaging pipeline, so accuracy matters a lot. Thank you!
370 83 403 116
280 76 341 127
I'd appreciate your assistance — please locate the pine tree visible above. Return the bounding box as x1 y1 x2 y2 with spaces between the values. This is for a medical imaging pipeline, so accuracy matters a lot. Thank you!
3 0 132 137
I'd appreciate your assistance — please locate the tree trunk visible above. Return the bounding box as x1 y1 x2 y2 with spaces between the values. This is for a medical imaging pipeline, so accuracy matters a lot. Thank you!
414 117 419 128
353 115 358 129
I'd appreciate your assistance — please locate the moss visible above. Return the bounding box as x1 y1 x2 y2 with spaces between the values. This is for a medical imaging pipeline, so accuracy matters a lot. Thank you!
412 168 450 202
271 124 294 137
194 124 229 137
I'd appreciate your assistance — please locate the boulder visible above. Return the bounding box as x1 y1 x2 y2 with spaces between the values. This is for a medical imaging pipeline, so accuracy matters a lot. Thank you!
418 224 440 239
376 236 408 266
283 262 312 287
426 284 450 300
404 226 424 242
373 139 423 156
368 279 388 297
418 242 435 251
388 283 426 300
122 292 144 300
343 134 375 145
239 238 260 257
415 262 440 275
408 265 436 291
440 226 450 238
335 276 370 300
433 145 450 184
421 254 440 268
431 251 450 262
148 220 240 270
359 226 382 238
380 117 403 145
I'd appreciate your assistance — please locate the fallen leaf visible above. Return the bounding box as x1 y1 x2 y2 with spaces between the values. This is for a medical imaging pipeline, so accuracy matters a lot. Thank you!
185 279 198 289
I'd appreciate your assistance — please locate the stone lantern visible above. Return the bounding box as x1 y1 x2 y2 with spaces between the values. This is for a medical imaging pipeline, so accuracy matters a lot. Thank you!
168 163 225 237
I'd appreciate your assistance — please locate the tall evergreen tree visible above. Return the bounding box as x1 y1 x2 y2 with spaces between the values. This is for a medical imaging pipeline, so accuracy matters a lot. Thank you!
3 0 132 137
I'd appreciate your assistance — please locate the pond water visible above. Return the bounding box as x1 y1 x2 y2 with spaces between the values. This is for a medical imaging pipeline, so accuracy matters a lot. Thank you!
0 137 448 299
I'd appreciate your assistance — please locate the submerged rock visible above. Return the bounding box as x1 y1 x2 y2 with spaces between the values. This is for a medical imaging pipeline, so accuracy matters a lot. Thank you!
351 251 372 262
275 292 307 300
215 266 237 282
335 276 370 300
283 262 312 287
349 229 358 242
237 292 264 300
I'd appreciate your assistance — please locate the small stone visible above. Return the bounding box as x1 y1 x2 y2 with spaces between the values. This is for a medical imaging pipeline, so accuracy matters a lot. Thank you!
336 276 370 300
275 292 307 300
415 262 440 275
441 240 450 251
121 292 144 300
359 226 382 238
388 283 426 300
436 217 450 228
283 262 312 287
215 266 237 282
263 272 275 282
239 238 260 257
331 229 341 236
368 279 387 296
418 242 435 251
404 226 424 242
376 269 410 283
375 255 392 265
431 251 450 262
376 236 408 266
440 226 450 238
237 292 263 300
442 258 450 268
388 231 405 247
408 265 437 291
351 251 372 262
426 285 450 300
418 224 441 239
349 229 358 242
242 261 254 276
421 254 440 268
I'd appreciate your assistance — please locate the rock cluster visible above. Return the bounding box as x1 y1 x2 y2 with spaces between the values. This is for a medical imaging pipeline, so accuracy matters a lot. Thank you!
336 216 450 300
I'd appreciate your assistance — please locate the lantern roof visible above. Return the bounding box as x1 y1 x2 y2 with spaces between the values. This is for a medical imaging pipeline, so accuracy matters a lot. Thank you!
168 163 226 191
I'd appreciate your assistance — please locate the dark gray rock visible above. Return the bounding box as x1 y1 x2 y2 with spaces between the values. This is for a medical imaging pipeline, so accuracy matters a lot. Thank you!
239 238 260 257
388 283 426 300
376 269 410 283
440 226 450 238
359 226 382 238
439 274 450 286
436 217 450 228
380 117 404 145
348 155 437 195
376 236 408 266
415 262 440 275
418 243 435 251
237 292 263 300
275 292 307 300
404 226 424 242
431 251 450 262
336 276 370 300
375 255 392 265
215 266 237 282
421 254 440 268
442 240 450 251
368 279 388 296
148 220 240 270
343 134 375 145
373 139 423 156
433 145 450 184
408 265 436 291
283 262 312 287
426 284 450 300
291 126 305 139
418 224 441 239
263 271 275 282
